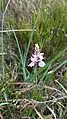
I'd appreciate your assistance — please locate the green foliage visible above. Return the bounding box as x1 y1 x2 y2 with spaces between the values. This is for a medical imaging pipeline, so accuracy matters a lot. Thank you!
32 1 67 56
0 0 67 119
4 0 67 56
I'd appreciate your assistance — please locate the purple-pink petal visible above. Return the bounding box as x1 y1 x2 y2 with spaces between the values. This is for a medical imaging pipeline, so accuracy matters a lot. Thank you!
28 62 35 67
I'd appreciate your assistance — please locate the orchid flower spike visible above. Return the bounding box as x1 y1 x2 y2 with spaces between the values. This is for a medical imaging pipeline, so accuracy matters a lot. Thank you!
28 44 46 67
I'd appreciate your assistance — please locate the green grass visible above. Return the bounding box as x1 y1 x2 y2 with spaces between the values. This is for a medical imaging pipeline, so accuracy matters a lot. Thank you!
0 0 67 119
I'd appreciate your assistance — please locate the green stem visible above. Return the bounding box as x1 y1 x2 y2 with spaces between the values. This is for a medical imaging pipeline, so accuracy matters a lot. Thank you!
1 8 4 75
34 65 37 84
1 0 11 75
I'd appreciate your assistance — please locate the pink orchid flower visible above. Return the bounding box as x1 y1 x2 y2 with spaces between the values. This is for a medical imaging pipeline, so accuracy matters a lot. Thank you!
28 44 46 67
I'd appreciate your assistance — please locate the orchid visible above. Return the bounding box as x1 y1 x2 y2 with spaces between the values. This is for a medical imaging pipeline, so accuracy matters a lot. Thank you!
28 44 46 67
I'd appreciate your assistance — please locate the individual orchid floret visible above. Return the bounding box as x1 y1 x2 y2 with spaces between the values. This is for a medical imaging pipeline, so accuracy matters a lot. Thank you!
28 44 46 67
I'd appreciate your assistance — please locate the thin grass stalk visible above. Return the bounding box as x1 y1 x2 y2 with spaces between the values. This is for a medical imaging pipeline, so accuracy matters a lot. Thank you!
1 0 4 12
40 59 67 82
24 17 38 65
12 28 26 81
0 29 36 33
48 60 67 74
38 47 67 75
1 16 4 75
1 0 11 75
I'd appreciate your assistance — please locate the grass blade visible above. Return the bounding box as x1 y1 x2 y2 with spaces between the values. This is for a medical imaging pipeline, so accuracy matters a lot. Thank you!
12 28 26 81
1 0 10 75
24 17 38 64
38 47 67 74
